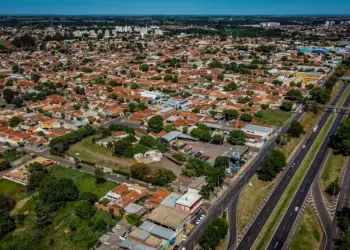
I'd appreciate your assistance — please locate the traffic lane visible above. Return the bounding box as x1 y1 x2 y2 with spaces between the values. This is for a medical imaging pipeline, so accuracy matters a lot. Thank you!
312 161 333 250
332 157 350 242
235 88 348 250
235 128 324 250
267 97 350 250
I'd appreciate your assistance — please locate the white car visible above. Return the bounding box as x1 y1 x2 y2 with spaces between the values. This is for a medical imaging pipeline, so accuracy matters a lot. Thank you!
182 235 187 241
294 206 299 212
196 220 200 225
200 215 205 220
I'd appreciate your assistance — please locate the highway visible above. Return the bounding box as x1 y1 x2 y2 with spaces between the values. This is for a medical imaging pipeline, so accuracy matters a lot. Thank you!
178 109 305 249
266 92 350 250
311 154 333 250
331 157 350 246
235 84 348 250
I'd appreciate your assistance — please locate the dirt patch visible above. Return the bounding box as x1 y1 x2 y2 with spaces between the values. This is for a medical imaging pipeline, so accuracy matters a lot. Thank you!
11 196 32 215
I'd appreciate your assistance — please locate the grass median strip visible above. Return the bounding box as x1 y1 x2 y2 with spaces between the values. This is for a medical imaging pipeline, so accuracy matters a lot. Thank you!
290 206 322 250
253 85 350 250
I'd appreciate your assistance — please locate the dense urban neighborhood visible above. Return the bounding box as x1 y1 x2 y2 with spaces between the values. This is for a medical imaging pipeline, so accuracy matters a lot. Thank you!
0 14 350 250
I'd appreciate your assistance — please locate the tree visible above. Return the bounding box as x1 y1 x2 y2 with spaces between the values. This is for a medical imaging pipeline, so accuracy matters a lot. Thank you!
0 195 16 212
329 118 350 155
74 86 85 95
95 167 106 184
79 192 98 205
325 181 341 196
9 116 24 128
288 120 304 138
285 89 304 102
211 134 224 144
164 124 177 133
27 162 48 191
223 82 238 92
257 150 286 181
199 216 228 250
31 74 41 83
208 60 223 69
192 108 200 113
2 88 17 104
227 130 248 145
0 210 15 239
147 115 163 133
191 127 212 142
75 200 96 220
280 102 293 111
223 109 238 120
39 177 79 204
114 139 133 156
309 87 331 104
214 156 230 169
240 114 253 122
139 64 149 72
153 168 176 186
12 96 23 108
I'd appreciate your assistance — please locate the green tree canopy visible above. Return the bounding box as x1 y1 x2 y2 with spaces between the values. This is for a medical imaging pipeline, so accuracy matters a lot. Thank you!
147 115 163 133
227 130 248 145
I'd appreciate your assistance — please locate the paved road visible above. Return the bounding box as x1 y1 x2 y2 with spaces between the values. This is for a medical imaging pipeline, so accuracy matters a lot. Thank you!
266 93 350 250
312 152 333 250
235 84 348 250
331 157 350 247
178 110 305 250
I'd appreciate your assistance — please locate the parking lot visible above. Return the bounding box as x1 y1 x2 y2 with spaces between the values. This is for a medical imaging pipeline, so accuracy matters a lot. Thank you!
172 140 233 164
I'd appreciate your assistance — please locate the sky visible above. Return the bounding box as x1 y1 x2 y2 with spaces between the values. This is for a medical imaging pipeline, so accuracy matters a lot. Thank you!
1 0 350 15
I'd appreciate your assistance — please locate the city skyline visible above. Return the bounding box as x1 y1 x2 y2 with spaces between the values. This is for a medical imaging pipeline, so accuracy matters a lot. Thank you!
1 0 350 15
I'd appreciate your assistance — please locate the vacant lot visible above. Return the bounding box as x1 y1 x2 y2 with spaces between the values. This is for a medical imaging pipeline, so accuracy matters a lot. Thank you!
67 136 135 169
0 179 28 201
290 206 322 250
0 166 120 250
50 166 119 197
257 109 291 126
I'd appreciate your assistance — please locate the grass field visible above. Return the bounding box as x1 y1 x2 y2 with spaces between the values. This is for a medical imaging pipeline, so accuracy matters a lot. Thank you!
237 175 276 233
0 179 28 201
290 206 322 250
257 109 292 126
0 166 120 250
67 136 135 169
50 166 119 197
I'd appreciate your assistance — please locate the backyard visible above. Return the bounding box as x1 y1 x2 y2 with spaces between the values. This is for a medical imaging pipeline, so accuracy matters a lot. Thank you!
0 166 120 250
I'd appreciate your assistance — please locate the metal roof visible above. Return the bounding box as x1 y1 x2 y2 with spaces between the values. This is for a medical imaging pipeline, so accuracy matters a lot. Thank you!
139 221 175 240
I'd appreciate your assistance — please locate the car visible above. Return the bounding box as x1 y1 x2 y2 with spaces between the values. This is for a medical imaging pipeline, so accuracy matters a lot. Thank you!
188 151 194 156
182 248 186 250
196 220 200 225
200 215 205 220
182 235 187 241
294 206 299 212
194 152 202 158
173 245 179 250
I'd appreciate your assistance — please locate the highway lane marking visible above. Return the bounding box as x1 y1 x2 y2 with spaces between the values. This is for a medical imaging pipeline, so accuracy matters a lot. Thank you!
274 241 279 249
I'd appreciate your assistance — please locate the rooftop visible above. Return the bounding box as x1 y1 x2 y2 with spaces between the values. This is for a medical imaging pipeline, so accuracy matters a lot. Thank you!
146 205 188 230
